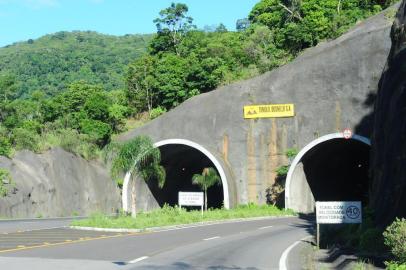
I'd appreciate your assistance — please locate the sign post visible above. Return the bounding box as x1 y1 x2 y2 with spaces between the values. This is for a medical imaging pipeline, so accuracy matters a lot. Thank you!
178 192 204 215
315 201 362 248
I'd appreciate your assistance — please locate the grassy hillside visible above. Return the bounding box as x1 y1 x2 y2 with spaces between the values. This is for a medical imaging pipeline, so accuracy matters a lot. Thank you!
0 31 152 97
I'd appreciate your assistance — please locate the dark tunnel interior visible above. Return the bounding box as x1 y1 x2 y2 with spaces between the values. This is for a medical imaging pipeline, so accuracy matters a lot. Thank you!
302 138 370 206
146 144 224 209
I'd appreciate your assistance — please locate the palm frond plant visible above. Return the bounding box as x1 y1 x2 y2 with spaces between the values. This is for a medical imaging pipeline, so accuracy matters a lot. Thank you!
109 136 165 217
192 167 221 211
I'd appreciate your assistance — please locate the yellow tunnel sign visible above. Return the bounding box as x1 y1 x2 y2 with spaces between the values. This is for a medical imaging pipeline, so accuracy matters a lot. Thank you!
244 104 295 119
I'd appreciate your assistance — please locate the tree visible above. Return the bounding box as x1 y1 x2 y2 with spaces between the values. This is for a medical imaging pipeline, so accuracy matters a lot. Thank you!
216 23 228 33
56 81 101 114
192 167 221 211
153 53 188 108
152 2 195 55
0 74 17 103
109 136 165 217
0 136 12 157
236 18 251 32
126 55 157 115
248 0 391 54
79 119 112 146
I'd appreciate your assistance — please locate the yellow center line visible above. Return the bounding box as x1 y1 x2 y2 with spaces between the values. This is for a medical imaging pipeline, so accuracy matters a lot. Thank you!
0 231 151 254
0 236 99 238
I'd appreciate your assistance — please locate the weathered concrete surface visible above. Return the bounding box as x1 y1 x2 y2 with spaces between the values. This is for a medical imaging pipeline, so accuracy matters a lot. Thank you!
0 148 121 218
120 8 395 208
370 0 406 226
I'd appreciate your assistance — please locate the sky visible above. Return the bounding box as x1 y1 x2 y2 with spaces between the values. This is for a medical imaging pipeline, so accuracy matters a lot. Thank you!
0 0 259 47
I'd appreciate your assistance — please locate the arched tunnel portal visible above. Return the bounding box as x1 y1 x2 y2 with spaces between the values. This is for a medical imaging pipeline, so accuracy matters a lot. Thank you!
122 139 230 213
285 133 371 213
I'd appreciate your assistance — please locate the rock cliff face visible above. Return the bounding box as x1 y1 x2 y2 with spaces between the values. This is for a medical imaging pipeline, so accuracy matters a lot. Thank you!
370 0 406 226
0 148 120 218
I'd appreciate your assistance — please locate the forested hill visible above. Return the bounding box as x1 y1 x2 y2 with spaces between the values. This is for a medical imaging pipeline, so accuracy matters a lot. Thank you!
0 1 397 162
0 31 152 97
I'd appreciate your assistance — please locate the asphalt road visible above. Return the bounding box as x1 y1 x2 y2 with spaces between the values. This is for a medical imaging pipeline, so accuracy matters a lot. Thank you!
0 216 313 270
0 217 79 233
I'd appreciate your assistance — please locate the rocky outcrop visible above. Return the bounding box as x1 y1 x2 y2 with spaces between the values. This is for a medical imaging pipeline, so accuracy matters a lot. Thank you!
370 0 406 226
0 148 120 218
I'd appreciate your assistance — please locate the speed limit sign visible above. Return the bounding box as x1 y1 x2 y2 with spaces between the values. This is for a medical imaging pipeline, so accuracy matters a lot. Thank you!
343 128 352 139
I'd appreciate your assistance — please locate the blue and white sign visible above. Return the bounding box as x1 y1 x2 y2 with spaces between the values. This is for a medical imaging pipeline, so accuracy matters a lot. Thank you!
316 201 362 224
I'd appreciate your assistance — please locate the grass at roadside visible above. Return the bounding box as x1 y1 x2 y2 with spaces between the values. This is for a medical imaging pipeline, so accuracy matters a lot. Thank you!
71 204 295 229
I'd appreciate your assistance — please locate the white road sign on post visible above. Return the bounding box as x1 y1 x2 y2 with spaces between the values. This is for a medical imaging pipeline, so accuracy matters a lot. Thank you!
178 192 204 214
316 201 362 224
315 201 362 247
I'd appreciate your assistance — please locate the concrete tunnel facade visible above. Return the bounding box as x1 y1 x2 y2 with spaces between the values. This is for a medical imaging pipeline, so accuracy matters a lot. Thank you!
119 12 392 213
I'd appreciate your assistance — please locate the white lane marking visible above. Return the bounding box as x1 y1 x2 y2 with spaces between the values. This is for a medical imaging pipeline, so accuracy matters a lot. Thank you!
258 225 273 230
128 256 149 264
203 236 220 241
279 236 312 270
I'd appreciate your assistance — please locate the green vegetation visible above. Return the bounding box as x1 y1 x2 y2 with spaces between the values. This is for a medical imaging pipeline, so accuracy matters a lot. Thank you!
107 136 165 216
249 0 396 54
0 168 14 197
71 204 294 229
275 148 299 177
0 1 397 160
192 167 221 211
108 136 165 186
285 147 299 159
320 209 385 252
353 260 375 270
385 262 406 270
384 218 406 266
275 165 290 177
0 31 151 98
0 79 129 159
321 213 406 269
268 147 298 205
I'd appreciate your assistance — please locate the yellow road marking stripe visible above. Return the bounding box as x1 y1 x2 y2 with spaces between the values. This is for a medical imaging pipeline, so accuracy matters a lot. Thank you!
0 231 152 254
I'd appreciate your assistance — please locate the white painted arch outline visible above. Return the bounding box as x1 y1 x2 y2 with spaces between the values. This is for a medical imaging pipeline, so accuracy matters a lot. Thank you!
122 138 230 212
284 132 371 210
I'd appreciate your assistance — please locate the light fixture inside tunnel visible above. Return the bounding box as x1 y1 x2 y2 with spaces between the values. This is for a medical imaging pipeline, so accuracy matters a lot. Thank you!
145 144 224 209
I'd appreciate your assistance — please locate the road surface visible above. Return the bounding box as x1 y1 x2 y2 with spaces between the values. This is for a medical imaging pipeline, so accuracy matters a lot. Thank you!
0 216 313 270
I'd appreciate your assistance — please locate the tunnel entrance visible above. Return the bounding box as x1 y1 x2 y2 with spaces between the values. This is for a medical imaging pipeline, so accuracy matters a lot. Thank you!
285 134 371 213
146 143 224 209
122 139 230 213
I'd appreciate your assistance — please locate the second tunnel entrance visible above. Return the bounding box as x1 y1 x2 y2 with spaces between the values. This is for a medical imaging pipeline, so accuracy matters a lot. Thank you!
285 134 371 213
